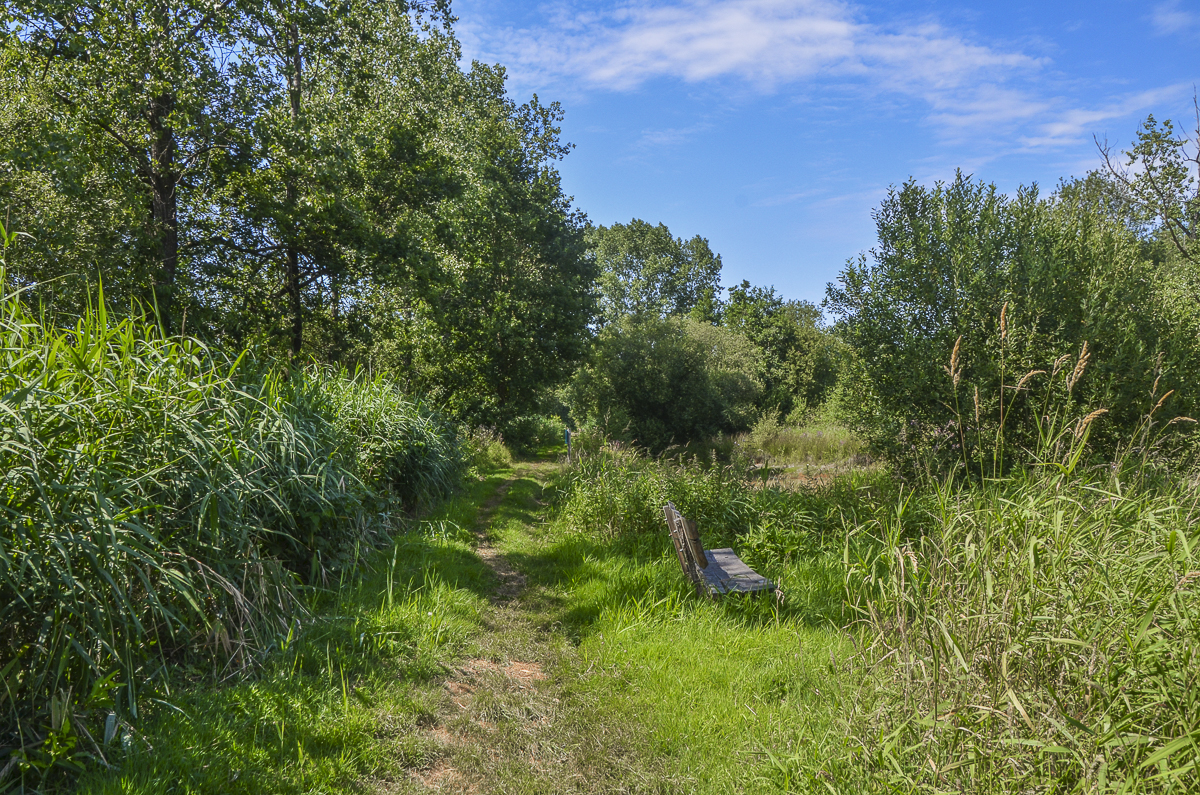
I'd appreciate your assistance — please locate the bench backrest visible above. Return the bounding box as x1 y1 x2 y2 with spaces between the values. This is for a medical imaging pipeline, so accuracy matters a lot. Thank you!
663 502 709 583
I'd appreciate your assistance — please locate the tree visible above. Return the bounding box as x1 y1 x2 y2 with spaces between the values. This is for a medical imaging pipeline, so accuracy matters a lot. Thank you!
1100 105 1200 265
201 0 456 356
826 171 1191 470
723 280 838 420
567 316 761 451
3 0 252 330
587 219 722 326
338 67 595 428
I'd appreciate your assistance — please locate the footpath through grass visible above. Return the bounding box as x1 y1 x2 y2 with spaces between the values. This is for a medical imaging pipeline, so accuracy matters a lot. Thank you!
73 454 867 794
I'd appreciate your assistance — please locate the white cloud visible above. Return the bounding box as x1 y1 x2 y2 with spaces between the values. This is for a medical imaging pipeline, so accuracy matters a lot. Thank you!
459 0 1187 150
1152 1 1200 36
1018 85 1190 149
465 0 1040 93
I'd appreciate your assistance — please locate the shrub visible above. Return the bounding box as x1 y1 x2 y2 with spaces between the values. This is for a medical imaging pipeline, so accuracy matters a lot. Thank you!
826 172 1198 471
0 234 463 783
502 414 567 456
567 315 762 452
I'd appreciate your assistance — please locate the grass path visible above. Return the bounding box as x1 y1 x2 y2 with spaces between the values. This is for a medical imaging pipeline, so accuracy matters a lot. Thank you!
77 458 859 794
401 460 673 793
398 459 860 794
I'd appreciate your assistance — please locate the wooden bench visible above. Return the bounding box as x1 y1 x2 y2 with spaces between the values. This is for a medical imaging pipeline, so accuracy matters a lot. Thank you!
662 502 775 598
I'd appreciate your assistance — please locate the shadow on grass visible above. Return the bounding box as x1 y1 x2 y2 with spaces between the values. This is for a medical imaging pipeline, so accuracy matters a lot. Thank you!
76 468 516 795
504 521 847 642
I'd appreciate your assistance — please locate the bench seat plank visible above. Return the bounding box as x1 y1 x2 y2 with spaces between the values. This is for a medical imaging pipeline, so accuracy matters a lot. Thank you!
698 548 775 595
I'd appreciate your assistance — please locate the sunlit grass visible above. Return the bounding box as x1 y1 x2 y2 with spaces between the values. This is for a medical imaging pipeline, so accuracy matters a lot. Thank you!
75 468 507 794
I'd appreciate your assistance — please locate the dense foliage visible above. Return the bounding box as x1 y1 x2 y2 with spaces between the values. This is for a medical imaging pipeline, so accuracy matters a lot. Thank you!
0 249 462 781
587 219 723 327
723 280 846 422
0 1 591 430
572 219 850 448
567 315 762 452
826 171 1199 472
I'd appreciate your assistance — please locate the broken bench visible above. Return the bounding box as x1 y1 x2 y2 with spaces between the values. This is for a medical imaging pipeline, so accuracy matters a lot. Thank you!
662 502 775 598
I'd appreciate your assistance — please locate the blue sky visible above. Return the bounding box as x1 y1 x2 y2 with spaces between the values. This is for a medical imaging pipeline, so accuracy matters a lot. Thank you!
453 0 1200 307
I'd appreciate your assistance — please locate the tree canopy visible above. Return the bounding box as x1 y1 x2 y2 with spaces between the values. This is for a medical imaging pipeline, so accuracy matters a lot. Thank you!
0 0 591 430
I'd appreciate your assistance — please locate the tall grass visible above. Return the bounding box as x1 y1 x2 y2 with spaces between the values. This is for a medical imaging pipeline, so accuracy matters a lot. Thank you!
832 331 1200 792
736 413 866 467
841 470 1200 792
0 227 464 786
552 439 890 622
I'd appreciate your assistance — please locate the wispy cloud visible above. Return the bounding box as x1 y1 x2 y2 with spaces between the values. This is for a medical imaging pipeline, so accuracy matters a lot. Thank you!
1152 1 1200 37
462 1 1046 124
459 0 1187 151
465 1 1040 96
1018 85 1191 149
633 122 713 149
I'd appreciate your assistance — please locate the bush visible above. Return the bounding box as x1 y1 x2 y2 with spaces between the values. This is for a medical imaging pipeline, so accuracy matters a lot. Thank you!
464 426 514 471
0 246 463 782
826 172 1198 472
567 315 762 452
502 414 567 456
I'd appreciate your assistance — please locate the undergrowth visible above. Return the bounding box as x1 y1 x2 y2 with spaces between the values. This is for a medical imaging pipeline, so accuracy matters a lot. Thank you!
0 224 465 788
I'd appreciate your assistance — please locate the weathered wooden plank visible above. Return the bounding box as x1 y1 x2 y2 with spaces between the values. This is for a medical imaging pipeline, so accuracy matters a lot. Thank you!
681 518 708 570
662 504 691 578
663 503 774 597
698 548 775 595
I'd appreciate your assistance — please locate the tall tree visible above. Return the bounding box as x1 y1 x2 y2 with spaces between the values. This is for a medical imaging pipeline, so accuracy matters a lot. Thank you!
3 0 251 330
1100 107 1200 264
587 219 722 326
208 0 455 356
357 68 594 427
724 280 836 420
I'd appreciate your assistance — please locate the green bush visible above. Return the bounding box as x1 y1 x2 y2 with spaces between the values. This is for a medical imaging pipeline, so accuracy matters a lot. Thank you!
0 238 463 783
826 172 1198 472
502 414 567 455
567 315 762 452
738 414 866 466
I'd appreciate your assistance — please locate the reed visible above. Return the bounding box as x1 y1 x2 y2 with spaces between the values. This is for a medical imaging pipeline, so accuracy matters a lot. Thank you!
836 327 1200 792
0 225 463 785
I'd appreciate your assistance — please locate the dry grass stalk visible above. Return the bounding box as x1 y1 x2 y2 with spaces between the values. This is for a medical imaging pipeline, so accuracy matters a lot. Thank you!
944 336 963 388
999 302 1008 341
1075 408 1108 438
1067 341 1090 392
1013 370 1045 391
1152 389 1175 414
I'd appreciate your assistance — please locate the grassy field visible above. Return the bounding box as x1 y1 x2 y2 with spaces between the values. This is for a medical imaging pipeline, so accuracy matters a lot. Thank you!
65 444 876 793
20 418 1200 793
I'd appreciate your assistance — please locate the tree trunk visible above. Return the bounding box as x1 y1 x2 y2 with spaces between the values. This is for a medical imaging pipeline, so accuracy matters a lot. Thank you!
149 91 178 333
287 247 302 355
286 20 303 356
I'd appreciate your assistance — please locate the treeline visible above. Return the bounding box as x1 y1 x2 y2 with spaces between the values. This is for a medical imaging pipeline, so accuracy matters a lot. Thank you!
9 1 1195 470
1 0 593 430
567 220 846 451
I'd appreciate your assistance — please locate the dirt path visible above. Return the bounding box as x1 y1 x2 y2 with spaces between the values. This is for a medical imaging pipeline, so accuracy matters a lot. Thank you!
471 476 526 603
402 462 664 795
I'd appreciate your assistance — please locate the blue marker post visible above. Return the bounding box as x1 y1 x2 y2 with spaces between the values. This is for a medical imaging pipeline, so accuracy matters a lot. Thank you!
565 428 572 462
